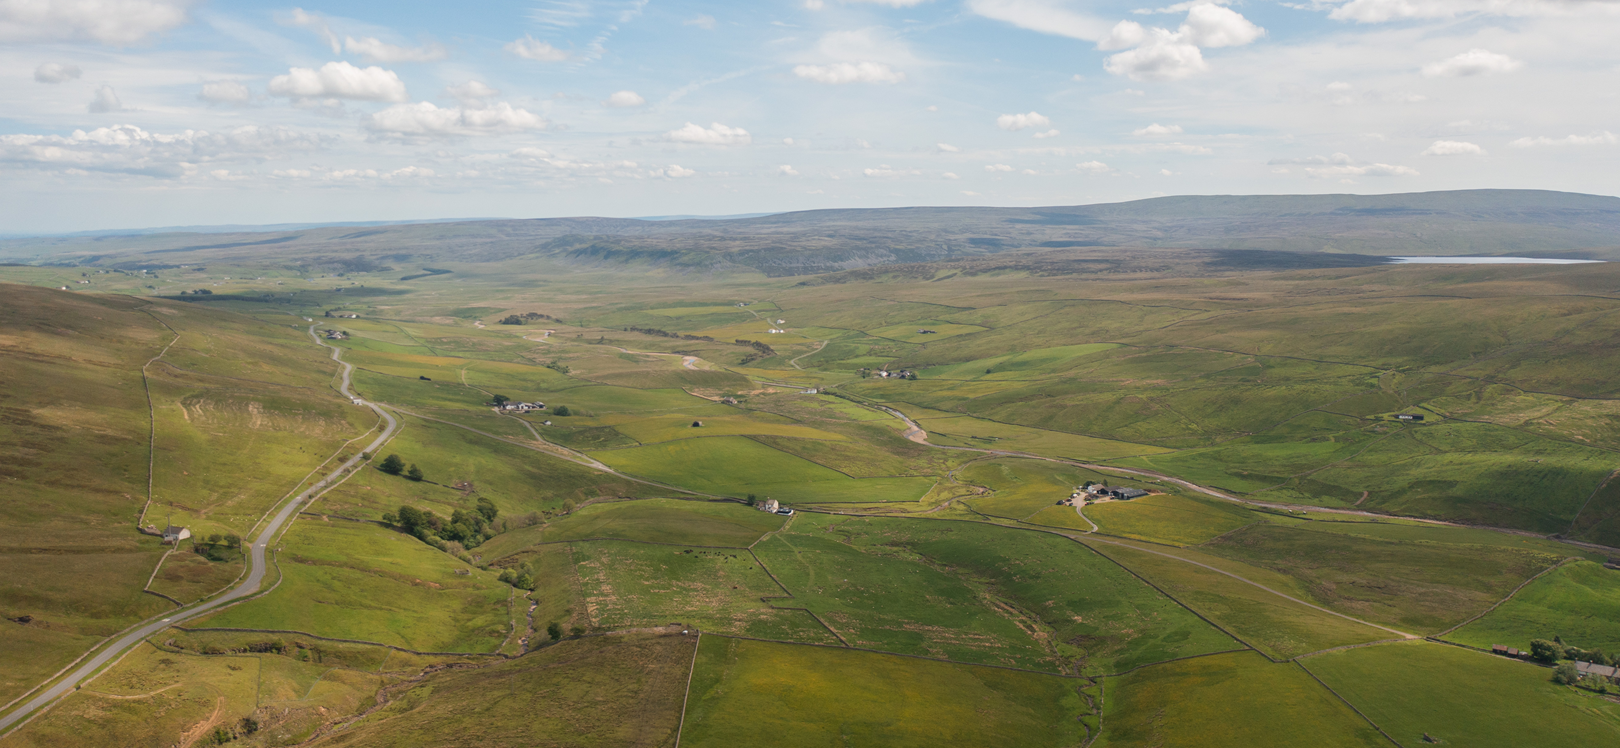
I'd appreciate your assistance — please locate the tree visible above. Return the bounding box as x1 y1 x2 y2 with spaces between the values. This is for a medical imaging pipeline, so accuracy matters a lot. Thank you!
547 622 563 641
492 394 509 406
379 454 405 475
562 499 577 514
476 497 499 523
746 494 758 507
406 464 424 482
1553 661 1581 685
1531 639 1566 664
552 405 571 416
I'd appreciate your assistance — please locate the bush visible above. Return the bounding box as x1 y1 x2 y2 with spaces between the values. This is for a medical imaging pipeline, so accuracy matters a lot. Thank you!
547 622 563 641
406 464 424 481
379 454 405 475
552 405 571 417
1553 662 1581 685
1531 639 1566 664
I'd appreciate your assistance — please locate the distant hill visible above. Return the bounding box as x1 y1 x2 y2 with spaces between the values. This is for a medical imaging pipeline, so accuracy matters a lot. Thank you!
5 189 1616 276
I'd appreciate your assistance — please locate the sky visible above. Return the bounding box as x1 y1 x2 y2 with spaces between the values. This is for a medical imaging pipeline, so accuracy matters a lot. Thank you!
1 0 1618 232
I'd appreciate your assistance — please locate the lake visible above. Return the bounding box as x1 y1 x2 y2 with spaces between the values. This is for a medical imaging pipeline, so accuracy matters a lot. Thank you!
1390 256 1604 264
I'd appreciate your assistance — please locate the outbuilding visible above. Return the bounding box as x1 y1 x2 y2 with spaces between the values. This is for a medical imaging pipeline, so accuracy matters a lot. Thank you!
162 525 191 544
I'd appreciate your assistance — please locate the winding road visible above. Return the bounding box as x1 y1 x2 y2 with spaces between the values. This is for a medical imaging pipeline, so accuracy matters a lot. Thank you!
0 325 398 734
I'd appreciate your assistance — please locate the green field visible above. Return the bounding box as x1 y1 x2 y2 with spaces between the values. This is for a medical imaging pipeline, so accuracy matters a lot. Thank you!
680 636 1093 748
495 498 785 549
571 539 836 643
594 435 937 503
197 521 511 653
1090 540 1395 659
1447 561 1620 652
1200 523 1564 633
1096 650 1389 748
753 514 1238 674
313 634 692 748
1087 492 1260 546
1306 641 1620 747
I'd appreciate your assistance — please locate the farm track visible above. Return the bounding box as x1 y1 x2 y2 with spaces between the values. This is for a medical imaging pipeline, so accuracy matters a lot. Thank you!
0 325 401 736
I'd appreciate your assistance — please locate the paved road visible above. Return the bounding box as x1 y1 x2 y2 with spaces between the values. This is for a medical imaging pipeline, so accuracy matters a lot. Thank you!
0 326 397 734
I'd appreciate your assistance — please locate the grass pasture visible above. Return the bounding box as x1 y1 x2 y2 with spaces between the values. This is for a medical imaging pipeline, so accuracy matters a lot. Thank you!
680 636 1091 748
196 521 510 653
593 435 936 503
754 514 1237 674
1087 493 1260 546
895 404 1171 461
1305 641 1620 747
313 634 692 748
526 498 785 547
1447 560 1620 652
1096 650 1388 748
146 548 245 605
573 540 835 643
1201 523 1563 633
1090 541 1394 659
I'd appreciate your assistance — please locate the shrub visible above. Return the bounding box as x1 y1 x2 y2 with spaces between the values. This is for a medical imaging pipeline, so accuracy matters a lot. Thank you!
1553 662 1581 685
552 405 571 416
379 454 405 475
547 622 563 640
406 464 424 481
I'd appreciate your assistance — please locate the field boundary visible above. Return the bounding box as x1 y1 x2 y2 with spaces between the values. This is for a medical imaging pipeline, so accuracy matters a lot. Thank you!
1433 556 1581 639
135 308 181 529
171 627 509 658
672 632 700 748
1292 658 1406 747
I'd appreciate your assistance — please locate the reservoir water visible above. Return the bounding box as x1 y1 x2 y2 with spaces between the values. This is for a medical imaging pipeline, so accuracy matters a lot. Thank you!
1390 256 1604 264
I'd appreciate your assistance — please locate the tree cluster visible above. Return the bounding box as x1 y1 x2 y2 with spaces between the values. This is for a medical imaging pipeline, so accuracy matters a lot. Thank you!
384 498 499 549
499 312 558 325
193 533 243 562
1533 638 1614 666
623 326 714 342
378 454 424 481
179 289 213 295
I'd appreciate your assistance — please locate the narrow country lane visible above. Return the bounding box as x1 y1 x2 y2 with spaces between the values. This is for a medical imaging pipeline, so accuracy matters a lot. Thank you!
0 326 398 735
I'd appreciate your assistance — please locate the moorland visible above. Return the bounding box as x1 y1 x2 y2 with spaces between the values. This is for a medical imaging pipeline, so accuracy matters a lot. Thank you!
2 190 1620 746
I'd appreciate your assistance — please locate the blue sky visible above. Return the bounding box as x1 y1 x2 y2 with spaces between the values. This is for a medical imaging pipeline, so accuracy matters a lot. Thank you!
1 0 1617 232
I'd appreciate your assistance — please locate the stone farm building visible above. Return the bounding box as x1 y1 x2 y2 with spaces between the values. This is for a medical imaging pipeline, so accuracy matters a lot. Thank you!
162 525 191 544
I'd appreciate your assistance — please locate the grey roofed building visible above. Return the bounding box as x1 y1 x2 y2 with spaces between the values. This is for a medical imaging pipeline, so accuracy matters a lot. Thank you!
1577 661 1620 678
162 525 191 544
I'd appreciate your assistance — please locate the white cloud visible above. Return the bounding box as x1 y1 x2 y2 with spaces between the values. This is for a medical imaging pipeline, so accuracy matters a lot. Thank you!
269 62 407 102
1104 29 1207 80
448 81 500 105
0 124 323 178
383 166 435 180
344 36 448 63
1272 153 1419 178
286 7 339 53
846 0 932 6
960 190 979 196
366 101 547 138
1133 123 1183 136
1421 140 1485 156
684 14 716 29
936 142 960 152
88 85 122 113
778 164 800 176
942 171 959 179
1033 129 1061 138
506 35 570 61
604 90 646 107
804 0 826 9
663 165 696 178
1323 0 1620 23
985 163 1013 171
1179 3 1263 47
793 61 905 84
1509 131 1618 147
967 0 1112 41
666 122 752 146
1076 160 1112 173
1160 168 1174 175
1421 49 1523 77
34 63 82 83
997 111 1051 131
1099 4 1263 81
864 164 918 177
198 80 251 105
0 0 192 45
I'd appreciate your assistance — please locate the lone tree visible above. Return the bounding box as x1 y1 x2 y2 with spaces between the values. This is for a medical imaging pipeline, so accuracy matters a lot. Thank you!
492 394 509 406
547 622 563 641
379 454 405 475
552 405 571 417
406 464 425 482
